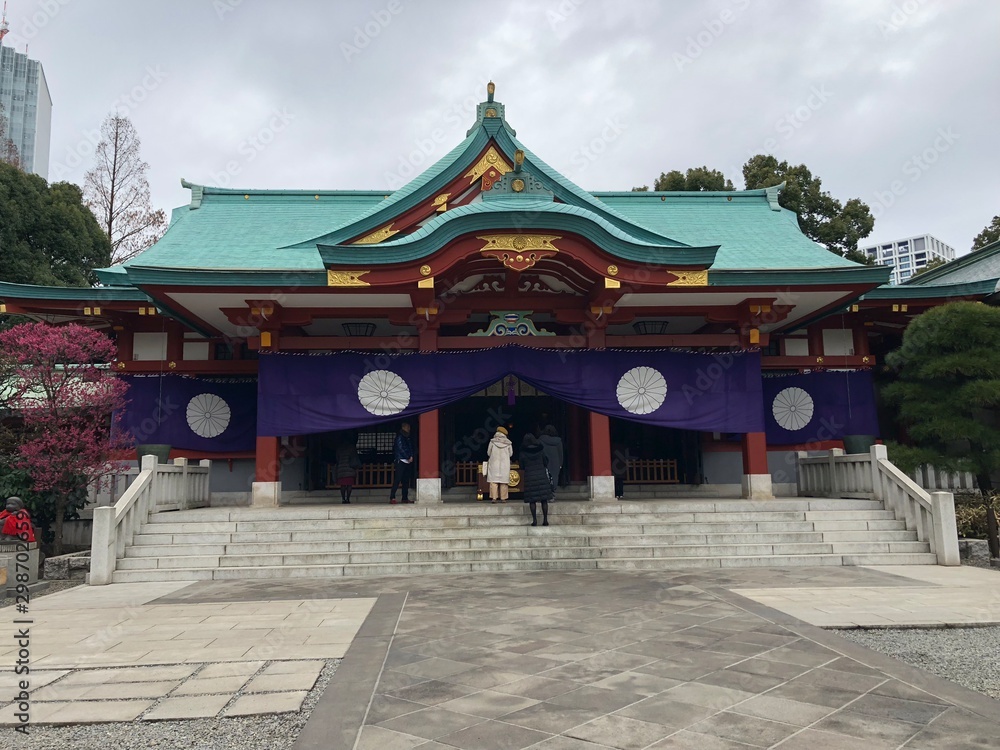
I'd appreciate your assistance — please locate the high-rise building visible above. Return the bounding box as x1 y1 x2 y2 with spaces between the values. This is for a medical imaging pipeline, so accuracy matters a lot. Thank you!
861 233 956 285
0 40 52 178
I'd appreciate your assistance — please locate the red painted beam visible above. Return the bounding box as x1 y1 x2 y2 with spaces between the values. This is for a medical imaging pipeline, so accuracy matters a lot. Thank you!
116 360 260 374
761 355 876 368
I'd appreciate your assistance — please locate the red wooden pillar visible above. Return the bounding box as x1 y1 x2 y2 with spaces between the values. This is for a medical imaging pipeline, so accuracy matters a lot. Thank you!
741 432 768 475
255 436 280 483
115 328 134 361
852 325 870 358
416 323 442 501
589 412 612 476
807 325 824 357
166 321 184 363
567 404 586 482
740 431 772 499
418 410 439 479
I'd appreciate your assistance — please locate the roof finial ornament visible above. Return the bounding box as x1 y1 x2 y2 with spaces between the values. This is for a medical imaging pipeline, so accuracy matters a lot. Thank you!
487 81 495 103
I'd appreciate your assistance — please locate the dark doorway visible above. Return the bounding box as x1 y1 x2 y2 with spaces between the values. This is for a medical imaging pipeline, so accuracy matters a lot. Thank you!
611 418 703 485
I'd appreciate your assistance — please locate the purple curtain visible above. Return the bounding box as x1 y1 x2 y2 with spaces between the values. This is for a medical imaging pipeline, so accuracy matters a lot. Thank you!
763 370 879 445
122 375 258 452
257 348 763 436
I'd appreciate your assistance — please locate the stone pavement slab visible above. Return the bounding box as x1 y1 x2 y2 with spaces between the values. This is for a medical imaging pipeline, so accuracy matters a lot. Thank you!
4 565 1000 746
733 565 1000 627
0 581 376 670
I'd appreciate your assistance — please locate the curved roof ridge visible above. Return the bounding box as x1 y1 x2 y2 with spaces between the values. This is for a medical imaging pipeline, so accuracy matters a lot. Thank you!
350 198 691 250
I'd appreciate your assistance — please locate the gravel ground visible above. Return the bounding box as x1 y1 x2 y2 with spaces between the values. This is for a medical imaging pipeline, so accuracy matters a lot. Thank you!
11 659 340 750
838 626 1000 701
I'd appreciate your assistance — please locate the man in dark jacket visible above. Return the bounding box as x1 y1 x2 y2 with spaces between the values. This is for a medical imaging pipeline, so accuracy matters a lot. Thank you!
390 423 415 504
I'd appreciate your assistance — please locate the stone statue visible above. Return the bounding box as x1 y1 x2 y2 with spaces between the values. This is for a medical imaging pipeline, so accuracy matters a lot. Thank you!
0 496 36 543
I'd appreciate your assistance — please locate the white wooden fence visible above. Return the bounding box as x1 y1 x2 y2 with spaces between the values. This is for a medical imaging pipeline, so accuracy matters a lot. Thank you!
90 456 212 585
798 445 959 566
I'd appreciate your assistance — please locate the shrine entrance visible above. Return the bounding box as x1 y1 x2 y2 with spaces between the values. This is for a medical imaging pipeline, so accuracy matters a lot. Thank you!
439 376 572 492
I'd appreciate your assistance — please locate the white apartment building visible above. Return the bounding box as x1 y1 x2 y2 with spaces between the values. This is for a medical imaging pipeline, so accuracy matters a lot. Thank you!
862 233 956 285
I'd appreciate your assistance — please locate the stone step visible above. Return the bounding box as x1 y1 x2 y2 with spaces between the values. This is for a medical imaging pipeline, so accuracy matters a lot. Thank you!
139 509 896 535
143 499 888 524
136 517 907 542
108 550 940 583
116 539 933 570
124 528 923 559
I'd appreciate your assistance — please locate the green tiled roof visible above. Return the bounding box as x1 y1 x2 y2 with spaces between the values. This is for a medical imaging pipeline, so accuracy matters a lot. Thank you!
904 238 1000 287
862 279 998 299
0 280 149 301
594 192 859 271
119 188 387 272
319 198 719 268
98 89 877 286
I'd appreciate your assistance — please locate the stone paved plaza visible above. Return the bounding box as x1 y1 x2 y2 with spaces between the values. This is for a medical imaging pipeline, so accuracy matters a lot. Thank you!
3 566 1000 748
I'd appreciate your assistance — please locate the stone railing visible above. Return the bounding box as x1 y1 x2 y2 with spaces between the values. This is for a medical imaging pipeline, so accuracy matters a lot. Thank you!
912 465 977 492
798 445 959 565
90 456 212 585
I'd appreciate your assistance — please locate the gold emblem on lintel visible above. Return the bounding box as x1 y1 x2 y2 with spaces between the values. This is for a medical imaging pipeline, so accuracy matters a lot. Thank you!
353 223 399 245
464 145 512 184
666 270 709 287
478 234 560 272
432 193 451 212
327 270 371 287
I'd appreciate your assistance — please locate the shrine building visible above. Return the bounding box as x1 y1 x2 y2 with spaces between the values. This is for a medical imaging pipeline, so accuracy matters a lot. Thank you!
1 83 993 507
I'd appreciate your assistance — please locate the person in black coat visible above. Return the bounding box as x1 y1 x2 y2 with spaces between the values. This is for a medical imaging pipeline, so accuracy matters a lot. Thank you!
519 434 552 526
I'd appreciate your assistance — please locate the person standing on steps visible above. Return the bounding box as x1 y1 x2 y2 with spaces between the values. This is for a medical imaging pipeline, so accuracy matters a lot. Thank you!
389 422 415 504
539 425 563 500
486 426 513 503
612 439 629 500
334 432 361 504
520 433 551 526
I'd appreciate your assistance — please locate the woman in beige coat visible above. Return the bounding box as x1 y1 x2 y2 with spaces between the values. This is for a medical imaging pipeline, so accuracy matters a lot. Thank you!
486 426 514 503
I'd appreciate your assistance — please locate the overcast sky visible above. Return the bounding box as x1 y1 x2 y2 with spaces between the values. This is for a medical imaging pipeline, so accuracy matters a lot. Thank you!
5 0 998 256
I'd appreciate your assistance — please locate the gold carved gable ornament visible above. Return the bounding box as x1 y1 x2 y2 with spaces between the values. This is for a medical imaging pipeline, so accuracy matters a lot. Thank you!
478 234 561 272
327 270 371 287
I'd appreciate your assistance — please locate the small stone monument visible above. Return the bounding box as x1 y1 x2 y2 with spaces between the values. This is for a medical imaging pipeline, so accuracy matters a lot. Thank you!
0 497 47 597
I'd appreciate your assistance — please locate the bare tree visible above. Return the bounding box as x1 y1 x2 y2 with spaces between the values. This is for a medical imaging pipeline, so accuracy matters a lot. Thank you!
0 102 21 168
84 114 166 264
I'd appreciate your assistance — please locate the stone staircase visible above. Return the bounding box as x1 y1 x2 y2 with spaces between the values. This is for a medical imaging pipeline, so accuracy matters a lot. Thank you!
106 498 938 582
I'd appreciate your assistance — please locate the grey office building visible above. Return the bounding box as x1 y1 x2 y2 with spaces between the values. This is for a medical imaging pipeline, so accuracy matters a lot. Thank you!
0 44 52 178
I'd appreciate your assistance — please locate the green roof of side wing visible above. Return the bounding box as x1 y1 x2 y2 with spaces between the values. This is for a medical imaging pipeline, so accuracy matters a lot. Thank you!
595 191 861 271
113 187 388 272
904 238 1000 287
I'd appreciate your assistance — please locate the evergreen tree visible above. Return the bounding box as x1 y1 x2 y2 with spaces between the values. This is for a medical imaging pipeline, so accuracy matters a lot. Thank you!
883 301 1000 491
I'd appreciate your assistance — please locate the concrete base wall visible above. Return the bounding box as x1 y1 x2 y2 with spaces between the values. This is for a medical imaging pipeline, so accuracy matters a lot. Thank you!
416 478 443 504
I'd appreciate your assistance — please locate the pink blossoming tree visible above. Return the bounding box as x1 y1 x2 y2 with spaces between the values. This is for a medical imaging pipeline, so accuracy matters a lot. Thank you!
0 322 131 554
